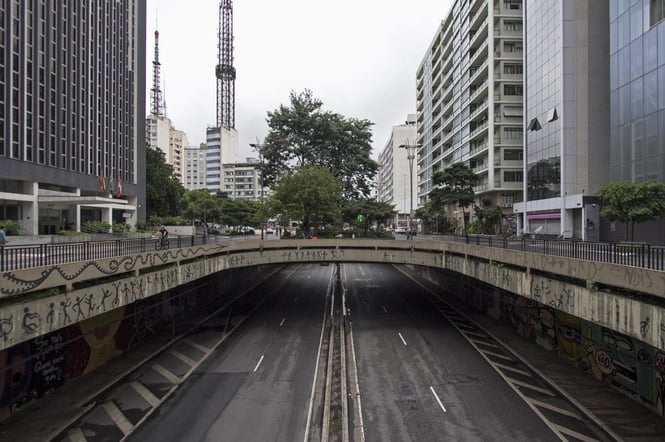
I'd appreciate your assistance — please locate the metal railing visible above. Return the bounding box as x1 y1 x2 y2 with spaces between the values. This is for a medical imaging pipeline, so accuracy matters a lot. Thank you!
0 234 663 272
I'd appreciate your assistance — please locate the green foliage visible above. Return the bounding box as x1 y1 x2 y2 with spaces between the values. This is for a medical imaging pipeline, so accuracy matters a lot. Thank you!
597 180 665 241
219 198 258 229
429 162 478 235
473 199 503 235
262 89 378 199
415 201 454 234
0 220 20 235
181 189 222 224
271 165 343 232
82 221 112 233
146 146 185 218
112 223 132 234
341 199 396 234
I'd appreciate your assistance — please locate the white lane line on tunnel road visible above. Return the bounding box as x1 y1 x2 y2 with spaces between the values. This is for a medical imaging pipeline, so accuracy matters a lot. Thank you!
398 333 408 346
182 338 210 353
254 355 265 372
280 318 286 326
430 386 447 413
169 350 197 367
530 399 580 419
382 306 388 313
493 362 532 377
102 401 134 435
552 423 601 442
151 363 180 384
129 381 160 407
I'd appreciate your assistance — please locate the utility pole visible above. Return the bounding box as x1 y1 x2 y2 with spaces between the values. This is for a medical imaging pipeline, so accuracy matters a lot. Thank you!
250 141 265 240
399 143 420 238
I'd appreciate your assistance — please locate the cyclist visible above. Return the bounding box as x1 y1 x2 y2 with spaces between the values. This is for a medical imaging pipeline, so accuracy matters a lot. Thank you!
158 225 168 245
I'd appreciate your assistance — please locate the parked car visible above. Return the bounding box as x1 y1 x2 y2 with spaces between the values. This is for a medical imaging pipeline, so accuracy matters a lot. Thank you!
264 227 274 235
241 226 255 235
394 227 406 234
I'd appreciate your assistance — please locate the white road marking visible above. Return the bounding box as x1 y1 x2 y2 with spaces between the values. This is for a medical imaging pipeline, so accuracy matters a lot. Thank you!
64 427 87 442
129 381 160 407
430 386 447 413
468 338 501 348
481 350 514 361
169 350 197 367
552 423 600 442
493 362 532 377
462 330 488 339
254 355 265 372
102 401 134 435
530 399 580 419
280 318 286 326
182 338 210 353
382 306 388 313
151 363 180 384
509 378 556 396
398 333 408 346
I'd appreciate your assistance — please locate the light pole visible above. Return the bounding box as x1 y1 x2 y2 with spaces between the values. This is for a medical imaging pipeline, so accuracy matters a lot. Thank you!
399 143 420 237
250 141 265 240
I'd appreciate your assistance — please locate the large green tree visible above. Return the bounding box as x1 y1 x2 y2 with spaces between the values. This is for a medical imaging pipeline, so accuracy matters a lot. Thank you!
146 147 185 218
341 199 396 234
597 181 665 241
260 89 377 199
415 201 454 234
271 165 343 233
472 199 503 235
181 189 222 225
429 162 478 236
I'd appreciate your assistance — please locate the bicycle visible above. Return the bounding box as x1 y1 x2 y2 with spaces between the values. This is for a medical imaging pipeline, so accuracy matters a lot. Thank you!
155 236 170 250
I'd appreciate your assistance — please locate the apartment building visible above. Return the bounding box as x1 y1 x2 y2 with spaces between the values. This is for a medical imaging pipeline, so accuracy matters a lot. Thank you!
513 0 610 240
0 1 146 234
221 158 264 200
376 115 418 230
184 144 208 190
205 126 238 193
416 0 524 231
146 115 188 183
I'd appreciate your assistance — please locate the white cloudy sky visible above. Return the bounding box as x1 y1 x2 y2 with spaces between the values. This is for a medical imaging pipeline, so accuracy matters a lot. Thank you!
146 0 453 160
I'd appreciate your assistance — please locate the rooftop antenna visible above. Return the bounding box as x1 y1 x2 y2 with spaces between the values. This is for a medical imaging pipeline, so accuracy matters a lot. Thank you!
150 12 164 117
216 0 236 129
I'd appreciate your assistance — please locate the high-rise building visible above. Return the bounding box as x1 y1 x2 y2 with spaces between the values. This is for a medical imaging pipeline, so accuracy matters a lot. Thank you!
0 1 146 234
514 0 610 240
417 0 524 231
604 0 665 241
376 115 418 230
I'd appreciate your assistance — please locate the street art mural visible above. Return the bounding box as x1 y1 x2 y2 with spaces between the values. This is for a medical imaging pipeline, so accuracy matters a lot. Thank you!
417 266 665 417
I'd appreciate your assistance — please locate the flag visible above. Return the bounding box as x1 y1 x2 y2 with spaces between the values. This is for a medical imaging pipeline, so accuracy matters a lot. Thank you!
99 175 106 191
115 176 123 198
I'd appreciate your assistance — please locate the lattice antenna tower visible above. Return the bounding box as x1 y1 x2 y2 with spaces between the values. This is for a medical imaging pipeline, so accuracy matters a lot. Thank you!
216 0 236 129
150 17 164 117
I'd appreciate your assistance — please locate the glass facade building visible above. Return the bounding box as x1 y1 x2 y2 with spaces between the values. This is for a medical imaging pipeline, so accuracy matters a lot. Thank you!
610 0 665 183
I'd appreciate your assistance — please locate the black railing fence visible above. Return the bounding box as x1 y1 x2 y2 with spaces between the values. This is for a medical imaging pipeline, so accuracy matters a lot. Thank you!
0 235 226 272
0 234 663 272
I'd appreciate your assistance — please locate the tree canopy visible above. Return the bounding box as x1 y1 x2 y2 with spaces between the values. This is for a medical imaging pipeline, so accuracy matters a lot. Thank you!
341 199 396 234
260 89 378 199
429 162 478 236
597 181 665 241
146 147 185 218
270 165 343 232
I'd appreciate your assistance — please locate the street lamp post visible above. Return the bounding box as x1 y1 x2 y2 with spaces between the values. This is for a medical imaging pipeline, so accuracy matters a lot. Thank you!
250 141 265 240
399 143 420 238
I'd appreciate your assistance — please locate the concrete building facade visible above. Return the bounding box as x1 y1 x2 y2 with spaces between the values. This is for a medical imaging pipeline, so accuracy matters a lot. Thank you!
184 144 208 190
205 126 238 193
514 0 610 241
0 1 146 234
146 115 188 184
221 158 264 200
376 116 418 230
417 0 524 232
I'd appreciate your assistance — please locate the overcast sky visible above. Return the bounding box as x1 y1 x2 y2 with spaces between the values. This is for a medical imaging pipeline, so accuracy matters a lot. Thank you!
146 0 453 160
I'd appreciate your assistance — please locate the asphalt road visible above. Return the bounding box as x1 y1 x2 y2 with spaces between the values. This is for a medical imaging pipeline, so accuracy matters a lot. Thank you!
344 263 560 442
127 264 333 442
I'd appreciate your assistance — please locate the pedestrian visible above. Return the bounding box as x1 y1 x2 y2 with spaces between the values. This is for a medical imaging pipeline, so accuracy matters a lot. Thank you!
0 228 6 246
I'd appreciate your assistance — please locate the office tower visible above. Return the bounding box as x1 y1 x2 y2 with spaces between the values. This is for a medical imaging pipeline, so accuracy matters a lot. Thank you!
417 0 524 231
0 1 146 234
184 144 208 190
222 159 264 200
514 0 610 240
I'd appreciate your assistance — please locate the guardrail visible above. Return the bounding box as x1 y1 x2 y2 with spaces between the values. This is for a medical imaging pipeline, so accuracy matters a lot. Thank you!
1 234 664 272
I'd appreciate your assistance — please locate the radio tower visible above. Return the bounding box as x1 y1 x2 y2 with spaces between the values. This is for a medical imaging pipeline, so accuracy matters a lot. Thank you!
150 27 164 117
216 0 235 129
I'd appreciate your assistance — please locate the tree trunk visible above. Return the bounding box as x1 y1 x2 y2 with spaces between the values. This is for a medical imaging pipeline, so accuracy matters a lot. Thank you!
462 208 467 236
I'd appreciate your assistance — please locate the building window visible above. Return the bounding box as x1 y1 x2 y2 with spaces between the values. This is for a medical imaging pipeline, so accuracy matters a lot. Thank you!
504 20 522 31
504 84 523 96
504 127 523 139
504 41 523 53
504 149 523 161
652 0 665 25
504 171 523 182
503 63 523 75
504 0 521 10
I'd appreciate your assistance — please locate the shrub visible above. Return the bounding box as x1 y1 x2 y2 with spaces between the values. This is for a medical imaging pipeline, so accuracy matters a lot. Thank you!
0 220 20 235
82 221 112 233
112 223 131 234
